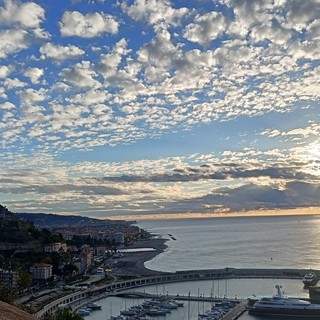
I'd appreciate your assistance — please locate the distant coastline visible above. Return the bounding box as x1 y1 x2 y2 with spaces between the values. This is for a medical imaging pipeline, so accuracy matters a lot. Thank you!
101 207 320 221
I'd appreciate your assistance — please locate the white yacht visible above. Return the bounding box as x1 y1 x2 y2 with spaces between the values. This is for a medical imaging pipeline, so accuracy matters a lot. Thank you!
249 284 320 318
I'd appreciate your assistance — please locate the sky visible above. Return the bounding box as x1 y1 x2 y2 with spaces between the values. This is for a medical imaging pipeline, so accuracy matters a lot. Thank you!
0 0 319 220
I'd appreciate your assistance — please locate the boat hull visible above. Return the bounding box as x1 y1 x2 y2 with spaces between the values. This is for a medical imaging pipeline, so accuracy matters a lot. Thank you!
249 308 320 318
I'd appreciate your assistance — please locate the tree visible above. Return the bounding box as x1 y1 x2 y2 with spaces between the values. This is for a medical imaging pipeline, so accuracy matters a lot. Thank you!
17 270 32 292
54 308 83 320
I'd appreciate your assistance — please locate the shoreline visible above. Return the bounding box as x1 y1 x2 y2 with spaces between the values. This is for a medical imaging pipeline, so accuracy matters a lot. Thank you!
112 237 169 276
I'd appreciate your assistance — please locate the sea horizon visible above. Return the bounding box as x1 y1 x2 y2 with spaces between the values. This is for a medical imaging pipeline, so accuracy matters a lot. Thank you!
94 207 320 222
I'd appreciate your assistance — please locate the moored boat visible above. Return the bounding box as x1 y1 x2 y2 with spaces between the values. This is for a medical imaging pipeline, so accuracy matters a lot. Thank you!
86 302 102 310
249 284 320 318
76 308 91 316
146 308 167 316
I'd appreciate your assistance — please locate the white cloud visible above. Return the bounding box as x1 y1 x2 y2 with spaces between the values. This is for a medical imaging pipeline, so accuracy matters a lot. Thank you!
0 0 45 29
51 82 71 92
288 40 320 61
4 77 27 89
0 29 30 58
285 0 320 32
59 11 119 38
264 121 320 140
18 87 48 106
40 42 85 60
99 38 131 76
33 27 51 40
0 65 10 78
23 67 44 84
68 89 108 106
138 29 178 68
306 19 320 40
0 101 15 110
0 87 7 99
71 0 107 3
250 21 293 46
122 0 189 29
183 11 228 47
59 60 101 88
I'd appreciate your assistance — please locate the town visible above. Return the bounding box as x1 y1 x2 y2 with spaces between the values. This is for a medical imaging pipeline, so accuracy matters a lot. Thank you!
0 204 150 317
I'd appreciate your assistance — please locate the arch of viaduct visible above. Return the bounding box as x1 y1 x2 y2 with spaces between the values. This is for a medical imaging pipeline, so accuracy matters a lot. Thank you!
36 267 311 319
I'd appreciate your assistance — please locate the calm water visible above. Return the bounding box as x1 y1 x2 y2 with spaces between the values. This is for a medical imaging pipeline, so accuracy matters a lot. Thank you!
138 215 320 271
86 214 320 320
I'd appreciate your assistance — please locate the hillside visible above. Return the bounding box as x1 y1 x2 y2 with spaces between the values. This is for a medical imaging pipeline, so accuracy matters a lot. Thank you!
0 301 35 320
15 212 129 228
0 204 36 244
0 204 61 250
15 211 105 228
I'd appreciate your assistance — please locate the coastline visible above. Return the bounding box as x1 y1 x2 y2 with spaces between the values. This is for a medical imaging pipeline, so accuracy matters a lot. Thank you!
112 237 169 277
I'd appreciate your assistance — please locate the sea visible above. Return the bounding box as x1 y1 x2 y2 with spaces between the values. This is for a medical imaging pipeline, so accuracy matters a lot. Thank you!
85 214 320 320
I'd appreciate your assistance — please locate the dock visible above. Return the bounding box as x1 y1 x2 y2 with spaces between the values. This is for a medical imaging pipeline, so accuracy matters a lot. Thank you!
221 301 247 320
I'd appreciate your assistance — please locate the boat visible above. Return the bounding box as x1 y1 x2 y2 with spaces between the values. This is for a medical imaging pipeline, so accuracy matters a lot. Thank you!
146 308 167 316
86 302 102 310
120 309 137 316
170 300 184 307
303 271 318 287
161 301 178 309
76 308 91 316
249 284 320 318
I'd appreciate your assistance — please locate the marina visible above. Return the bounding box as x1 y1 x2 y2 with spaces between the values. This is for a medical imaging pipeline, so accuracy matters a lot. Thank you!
68 277 313 320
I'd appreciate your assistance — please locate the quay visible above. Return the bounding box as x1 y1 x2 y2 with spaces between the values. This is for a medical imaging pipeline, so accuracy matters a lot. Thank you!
36 267 312 319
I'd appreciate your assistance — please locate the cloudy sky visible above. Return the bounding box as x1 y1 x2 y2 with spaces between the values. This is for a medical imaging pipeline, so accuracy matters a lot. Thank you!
0 0 319 219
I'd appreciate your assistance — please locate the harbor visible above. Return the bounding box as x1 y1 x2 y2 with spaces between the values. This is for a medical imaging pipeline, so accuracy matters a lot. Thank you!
75 293 247 320
36 272 317 320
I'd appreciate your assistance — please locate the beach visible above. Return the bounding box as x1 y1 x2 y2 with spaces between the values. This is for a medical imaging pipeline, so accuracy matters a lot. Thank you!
112 237 168 277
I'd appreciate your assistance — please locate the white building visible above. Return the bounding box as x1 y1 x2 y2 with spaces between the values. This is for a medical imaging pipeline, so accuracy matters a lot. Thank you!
30 263 52 280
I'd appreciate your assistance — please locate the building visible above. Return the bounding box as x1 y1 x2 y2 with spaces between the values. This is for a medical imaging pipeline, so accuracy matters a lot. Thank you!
0 269 18 288
44 242 67 253
30 263 52 280
113 232 125 245
95 246 106 256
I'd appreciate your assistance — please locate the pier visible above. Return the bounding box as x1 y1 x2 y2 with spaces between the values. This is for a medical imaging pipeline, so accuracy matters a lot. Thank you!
116 291 241 303
221 302 247 320
115 291 247 320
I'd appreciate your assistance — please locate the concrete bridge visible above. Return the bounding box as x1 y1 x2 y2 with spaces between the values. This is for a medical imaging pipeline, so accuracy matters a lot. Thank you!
36 267 311 319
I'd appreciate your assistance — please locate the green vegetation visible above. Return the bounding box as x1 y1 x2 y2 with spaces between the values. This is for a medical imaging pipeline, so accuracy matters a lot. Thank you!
44 307 83 320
